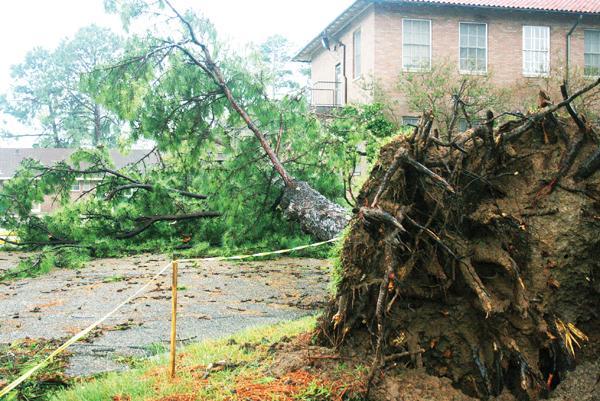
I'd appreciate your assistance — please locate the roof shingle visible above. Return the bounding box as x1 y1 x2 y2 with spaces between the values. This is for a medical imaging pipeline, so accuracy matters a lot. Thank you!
401 0 600 14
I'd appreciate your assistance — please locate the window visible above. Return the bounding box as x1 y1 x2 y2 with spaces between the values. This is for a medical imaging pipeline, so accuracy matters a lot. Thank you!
71 181 81 191
585 30 600 77
403 19 431 71
523 26 550 76
31 203 42 214
335 63 344 106
81 181 94 191
402 116 420 126
353 29 362 79
459 22 487 73
458 118 481 132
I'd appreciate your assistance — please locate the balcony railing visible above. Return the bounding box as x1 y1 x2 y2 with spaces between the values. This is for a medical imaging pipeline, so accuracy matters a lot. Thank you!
310 81 344 109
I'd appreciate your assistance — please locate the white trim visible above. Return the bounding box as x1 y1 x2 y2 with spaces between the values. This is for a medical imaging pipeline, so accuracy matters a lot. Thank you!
458 21 488 75
402 18 432 72
584 29 600 78
522 25 550 77
330 3 373 44
353 27 363 79
31 203 42 214
335 62 344 106
402 116 420 126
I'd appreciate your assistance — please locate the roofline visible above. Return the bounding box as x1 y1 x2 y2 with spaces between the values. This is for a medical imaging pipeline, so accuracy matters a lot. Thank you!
292 0 371 62
292 0 599 62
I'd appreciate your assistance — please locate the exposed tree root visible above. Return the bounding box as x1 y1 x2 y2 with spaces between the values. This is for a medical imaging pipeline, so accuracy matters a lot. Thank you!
317 82 600 400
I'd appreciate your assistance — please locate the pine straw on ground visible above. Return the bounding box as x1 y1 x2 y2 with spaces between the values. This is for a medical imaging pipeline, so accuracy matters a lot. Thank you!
232 367 367 401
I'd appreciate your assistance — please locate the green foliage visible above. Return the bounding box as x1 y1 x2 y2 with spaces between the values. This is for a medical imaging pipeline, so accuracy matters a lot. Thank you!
0 25 124 147
0 2 398 275
327 225 352 296
103 275 125 283
324 103 398 196
0 247 89 282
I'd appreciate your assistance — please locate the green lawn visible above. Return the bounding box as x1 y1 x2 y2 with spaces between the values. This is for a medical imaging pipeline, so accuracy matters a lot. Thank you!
48 317 324 401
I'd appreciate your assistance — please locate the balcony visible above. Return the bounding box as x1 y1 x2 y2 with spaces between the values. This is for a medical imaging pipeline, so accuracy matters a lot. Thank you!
310 81 344 113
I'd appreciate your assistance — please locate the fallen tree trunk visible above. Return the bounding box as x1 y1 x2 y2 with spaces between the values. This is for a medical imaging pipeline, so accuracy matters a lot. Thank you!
317 86 600 400
281 181 350 241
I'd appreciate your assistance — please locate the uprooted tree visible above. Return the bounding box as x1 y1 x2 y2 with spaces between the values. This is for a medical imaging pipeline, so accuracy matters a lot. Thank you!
3 1 389 261
317 79 600 399
98 0 349 241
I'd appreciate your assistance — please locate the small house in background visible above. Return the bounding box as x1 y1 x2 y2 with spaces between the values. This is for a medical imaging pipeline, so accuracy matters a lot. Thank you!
293 0 600 123
0 148 159 215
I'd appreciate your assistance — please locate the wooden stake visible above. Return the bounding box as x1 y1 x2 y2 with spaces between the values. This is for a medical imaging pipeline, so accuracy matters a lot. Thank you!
169 260 178 379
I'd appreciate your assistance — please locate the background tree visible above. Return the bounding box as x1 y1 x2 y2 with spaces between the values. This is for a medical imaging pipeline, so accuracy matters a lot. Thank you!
0 25 124 147
258 35 302 99
399 61 510 139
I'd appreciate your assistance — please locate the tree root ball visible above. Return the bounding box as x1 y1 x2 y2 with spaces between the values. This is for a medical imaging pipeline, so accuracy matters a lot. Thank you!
317 114 600 400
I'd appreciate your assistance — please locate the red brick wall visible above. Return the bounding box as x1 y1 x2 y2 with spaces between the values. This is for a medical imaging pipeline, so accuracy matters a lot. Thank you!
375 3 599 118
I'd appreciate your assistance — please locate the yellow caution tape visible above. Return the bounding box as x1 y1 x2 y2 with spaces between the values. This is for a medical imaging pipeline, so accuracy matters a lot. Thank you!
178 237 340 263
0 237 340 397
0 261 172 397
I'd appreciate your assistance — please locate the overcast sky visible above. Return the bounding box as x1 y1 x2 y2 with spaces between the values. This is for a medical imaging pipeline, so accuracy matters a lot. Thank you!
0 0 353 146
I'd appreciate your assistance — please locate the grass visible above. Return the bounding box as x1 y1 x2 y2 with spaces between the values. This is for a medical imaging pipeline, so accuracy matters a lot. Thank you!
46 316 333 401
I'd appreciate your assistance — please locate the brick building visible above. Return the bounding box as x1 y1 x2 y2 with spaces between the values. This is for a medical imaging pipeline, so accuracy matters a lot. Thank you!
0 148 158 215
293 0 600 123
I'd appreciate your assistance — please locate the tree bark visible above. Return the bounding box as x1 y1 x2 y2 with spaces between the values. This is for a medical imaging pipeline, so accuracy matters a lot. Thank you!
93 103 102 146
280 181 350 241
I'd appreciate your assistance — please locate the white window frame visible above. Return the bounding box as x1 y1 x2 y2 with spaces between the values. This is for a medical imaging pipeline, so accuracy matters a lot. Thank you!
81 181 94 191
402 116 420 126
353 28 362 79
584 29 600 78
522 25 550 77
334 63 344 106
70 181 81 192
31 203 42 214
402 18 432 72
458 22 488 75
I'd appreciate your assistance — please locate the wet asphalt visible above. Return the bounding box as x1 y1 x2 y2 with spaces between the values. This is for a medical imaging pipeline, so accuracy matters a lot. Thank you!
0 252 330 376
